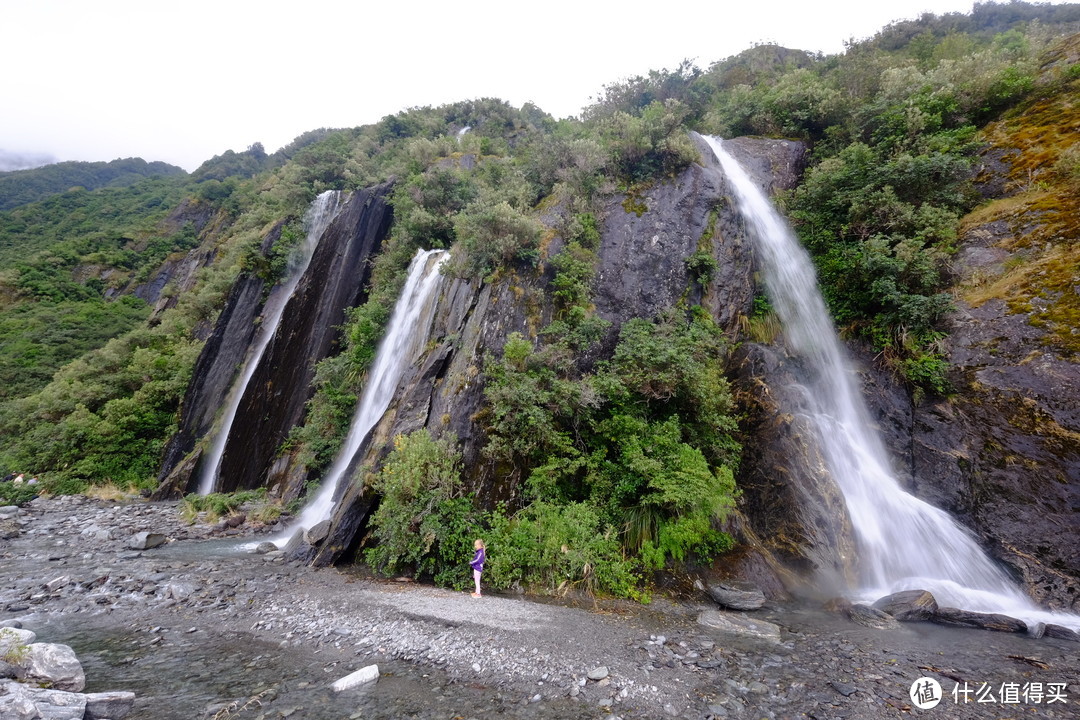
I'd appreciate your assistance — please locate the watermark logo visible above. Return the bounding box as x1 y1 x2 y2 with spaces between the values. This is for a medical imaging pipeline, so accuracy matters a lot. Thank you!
910 677 943 709
907 678 1069 709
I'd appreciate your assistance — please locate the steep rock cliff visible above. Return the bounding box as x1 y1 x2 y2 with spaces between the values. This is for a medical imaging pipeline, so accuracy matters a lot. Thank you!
859 72 1080 610
214 183 393 494
305 139 823 573
156 183 394 497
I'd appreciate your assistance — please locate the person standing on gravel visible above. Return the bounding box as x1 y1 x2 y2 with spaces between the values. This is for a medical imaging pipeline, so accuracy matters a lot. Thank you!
470 539 486 598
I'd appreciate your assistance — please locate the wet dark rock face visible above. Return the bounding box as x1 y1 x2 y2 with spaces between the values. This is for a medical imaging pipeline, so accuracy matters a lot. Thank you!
727 343 857 596
215 183 394 494
156 183 394 498
155 272 268 492
855 169 1080 612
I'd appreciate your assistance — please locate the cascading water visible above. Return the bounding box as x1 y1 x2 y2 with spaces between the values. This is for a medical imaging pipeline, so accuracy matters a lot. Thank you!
702 135 1080 630
278 248 450 542
197 190 344 495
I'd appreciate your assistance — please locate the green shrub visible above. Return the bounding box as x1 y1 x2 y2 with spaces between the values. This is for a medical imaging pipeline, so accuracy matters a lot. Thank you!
900 351 952 401
0 482 38 506
365 430 480 589
598 100 699 183
180 489 267 523
684 249 718 286
549 243 596 315
481 307 741 592
483 501 644 600
452 200 543 278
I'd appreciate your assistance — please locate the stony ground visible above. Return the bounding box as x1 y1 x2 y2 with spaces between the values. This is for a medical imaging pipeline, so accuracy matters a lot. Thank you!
1 495 1078 720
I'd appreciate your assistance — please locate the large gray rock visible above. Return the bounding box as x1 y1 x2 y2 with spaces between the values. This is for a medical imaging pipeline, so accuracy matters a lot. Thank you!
22 643 85 692
20 687 86 720
703 580 766 610
847 604 901 630
697 610 782 643
872 590 938 622
1045 624 1080 642
84 690 136 720
127 531 166 550
0 517 19 539
0 680 38 720
304 520 331 546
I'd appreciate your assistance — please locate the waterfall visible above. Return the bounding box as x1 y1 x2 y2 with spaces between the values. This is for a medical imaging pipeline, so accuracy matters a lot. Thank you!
197 190 344 495
702 135 1080 630
278 248 450 542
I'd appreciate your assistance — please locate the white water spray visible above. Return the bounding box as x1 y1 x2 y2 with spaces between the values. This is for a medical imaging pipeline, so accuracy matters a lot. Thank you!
702 135 1079 630
197 190 344 495
277 248 450 543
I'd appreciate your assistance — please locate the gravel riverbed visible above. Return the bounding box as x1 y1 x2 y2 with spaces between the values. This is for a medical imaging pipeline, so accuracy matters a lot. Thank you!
1 495 1078 719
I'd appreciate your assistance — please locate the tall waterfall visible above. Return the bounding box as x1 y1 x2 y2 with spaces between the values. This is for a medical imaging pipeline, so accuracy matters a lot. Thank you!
197 190 344 495
702 136 1079 630
280 248 450 541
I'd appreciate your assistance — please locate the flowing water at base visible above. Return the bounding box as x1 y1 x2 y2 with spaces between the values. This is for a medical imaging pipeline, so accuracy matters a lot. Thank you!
47 616 594 720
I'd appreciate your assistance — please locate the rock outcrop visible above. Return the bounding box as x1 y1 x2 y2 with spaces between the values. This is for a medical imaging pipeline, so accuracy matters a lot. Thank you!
855 88 1080 611
156 183 395 498
302 139 813 568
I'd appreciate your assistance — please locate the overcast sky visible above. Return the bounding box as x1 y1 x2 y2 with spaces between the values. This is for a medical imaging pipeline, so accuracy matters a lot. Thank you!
0 1 1063 171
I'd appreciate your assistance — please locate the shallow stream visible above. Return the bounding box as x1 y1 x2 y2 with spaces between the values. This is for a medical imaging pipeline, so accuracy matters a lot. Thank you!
44 615 597 720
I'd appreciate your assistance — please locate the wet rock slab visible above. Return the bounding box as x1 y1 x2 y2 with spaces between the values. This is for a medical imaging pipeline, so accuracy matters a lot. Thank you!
697 610 781 643
931 606 1027 633
846 603 901 630
1045 623 1080 642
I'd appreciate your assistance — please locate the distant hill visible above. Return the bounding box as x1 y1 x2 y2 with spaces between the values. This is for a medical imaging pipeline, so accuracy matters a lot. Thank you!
0 157 187 211
0 150 56 172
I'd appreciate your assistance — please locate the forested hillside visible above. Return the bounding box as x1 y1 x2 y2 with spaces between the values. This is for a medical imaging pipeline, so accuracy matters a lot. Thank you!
0 157 186 211
0 1 1076 599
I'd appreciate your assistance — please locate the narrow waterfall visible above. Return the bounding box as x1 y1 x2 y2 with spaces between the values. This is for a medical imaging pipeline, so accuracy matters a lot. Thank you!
279 248 450 541
198 190 344 495
702 136 1079 630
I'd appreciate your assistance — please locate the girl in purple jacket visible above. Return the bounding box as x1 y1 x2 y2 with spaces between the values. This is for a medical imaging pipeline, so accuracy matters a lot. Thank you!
470 538 486 597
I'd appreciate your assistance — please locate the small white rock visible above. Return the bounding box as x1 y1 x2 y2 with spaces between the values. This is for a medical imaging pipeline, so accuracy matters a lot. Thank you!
331 664 379 691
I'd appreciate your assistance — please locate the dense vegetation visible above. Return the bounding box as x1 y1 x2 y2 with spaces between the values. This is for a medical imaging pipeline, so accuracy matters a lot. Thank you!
586 2 1080 395
0 1 1076 596
0 157 185 212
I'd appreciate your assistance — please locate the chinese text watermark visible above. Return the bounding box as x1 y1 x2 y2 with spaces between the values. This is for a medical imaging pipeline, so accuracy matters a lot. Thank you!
910 677 1069 709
